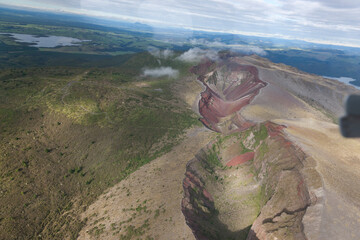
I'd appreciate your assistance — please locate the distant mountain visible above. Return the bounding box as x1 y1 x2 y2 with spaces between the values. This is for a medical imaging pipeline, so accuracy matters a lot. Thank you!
1 5 360 86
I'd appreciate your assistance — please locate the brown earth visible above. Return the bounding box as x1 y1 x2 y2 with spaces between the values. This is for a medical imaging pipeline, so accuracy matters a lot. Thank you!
181 55 360 240
182 122 320 240
77 70 216 240
194 60 267 133
276 118 360 239
226 152 255 167
239 55 360 239
78 53 360 240
78 127 215 240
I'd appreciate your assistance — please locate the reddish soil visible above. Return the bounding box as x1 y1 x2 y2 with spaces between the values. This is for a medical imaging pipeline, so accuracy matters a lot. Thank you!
194 60 267 132
264 122 294 148
182 167 217 240
190 60 216 76
202 189 214 202
265 121 286 137
226 152 255 166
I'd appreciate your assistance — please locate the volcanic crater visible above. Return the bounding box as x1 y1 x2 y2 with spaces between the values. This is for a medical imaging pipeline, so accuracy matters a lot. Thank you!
181 56 350 240
193 60 267 133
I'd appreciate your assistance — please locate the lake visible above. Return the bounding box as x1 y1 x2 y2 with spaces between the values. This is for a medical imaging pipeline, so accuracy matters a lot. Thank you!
0 33 89 48
323 76 360 90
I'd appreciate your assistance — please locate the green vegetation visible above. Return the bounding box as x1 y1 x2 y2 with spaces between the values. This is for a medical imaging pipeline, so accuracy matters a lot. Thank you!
240 142 252 154
203 144 222 174
119 221 150 240
253 124 268 147
252 184 269 213
0 15 198 239
0 14 172 56
189 125 272 240
257 141 269 160
91 200 166 239
0 108 17 128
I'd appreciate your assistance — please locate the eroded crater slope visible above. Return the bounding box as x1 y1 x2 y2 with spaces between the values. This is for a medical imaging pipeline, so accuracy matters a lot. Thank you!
182 55 360 240
193 60 267 133
182 123 321 240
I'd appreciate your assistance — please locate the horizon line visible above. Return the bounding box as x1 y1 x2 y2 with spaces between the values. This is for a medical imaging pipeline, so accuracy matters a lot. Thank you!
1 3 360 49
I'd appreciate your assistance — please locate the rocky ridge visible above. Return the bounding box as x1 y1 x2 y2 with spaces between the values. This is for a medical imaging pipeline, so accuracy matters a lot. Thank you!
182 122 323 240
181 56 343 240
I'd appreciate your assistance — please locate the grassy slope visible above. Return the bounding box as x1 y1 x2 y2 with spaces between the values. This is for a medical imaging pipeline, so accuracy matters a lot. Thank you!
0 51 200 239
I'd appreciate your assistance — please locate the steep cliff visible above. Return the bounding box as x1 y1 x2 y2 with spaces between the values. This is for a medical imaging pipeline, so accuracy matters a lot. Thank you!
181 55 356 240
192 60 267 133
182 122 322 240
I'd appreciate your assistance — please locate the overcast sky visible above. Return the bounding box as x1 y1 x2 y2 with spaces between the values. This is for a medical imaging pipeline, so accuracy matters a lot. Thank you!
2 0 360 47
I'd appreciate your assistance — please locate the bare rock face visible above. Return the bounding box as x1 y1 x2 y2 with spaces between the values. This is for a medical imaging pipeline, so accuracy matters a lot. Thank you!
182 56 329 240
248 171 309 240
181 149 227 240
247 122 315 240
182 122 321 240
193 59 267 133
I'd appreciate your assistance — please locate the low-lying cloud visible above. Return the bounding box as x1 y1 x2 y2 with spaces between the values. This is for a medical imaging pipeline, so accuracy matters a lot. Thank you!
176 47 219 62
231 45 266 56
188 38 267 56
189 38 224 47
142 67 179 78
148 47 174 59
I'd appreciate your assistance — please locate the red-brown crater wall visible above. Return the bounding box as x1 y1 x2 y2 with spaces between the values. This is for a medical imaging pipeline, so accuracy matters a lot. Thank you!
193 60 267 132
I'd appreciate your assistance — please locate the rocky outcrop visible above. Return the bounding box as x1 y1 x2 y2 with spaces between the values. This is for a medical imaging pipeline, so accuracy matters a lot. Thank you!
181 150 219 240
246 122 314 240
182 144 255 240
182 56 328 240
182 122 322 240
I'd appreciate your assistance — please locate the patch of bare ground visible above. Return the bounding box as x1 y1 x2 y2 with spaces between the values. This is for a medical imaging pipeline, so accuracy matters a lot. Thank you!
275 118 360 239
78 127 215 240
242 55 360 119
240 56 360 239
171 75 205 116
182 55 360 240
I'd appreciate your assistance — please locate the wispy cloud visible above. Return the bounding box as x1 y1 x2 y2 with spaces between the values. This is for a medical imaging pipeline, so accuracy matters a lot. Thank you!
148 47 174 59
189 38 224 47
3 0 360 47
231 45 266 55
142 66 179 78
176 48 219 62
188 39 267 56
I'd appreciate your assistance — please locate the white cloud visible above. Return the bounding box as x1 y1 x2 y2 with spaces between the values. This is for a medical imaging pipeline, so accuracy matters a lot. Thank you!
176 48 219 62
142 67 179 78
189 38 224 47
231 45 267 56
3 0 360 47
188 39 267 56
148 47 174 59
